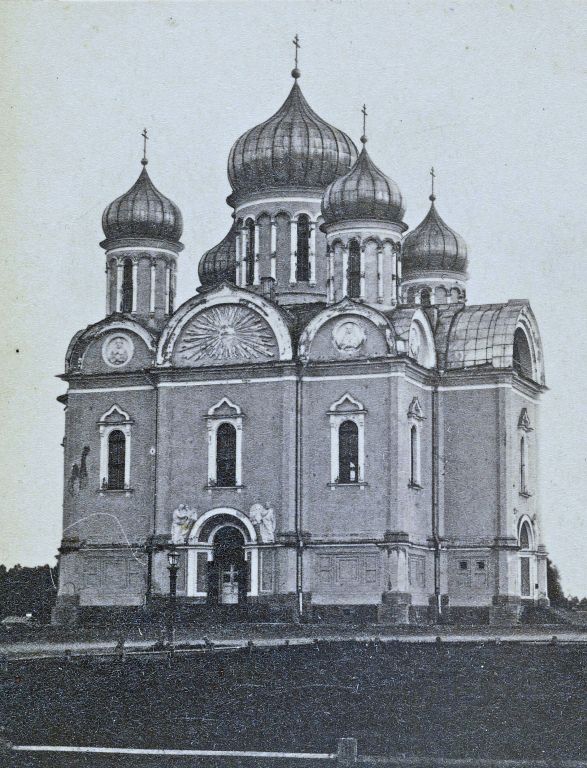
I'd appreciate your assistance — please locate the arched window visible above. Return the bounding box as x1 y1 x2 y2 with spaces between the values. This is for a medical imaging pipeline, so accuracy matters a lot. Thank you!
216 423 237 487
519 520 532 597
420 288 431 307
296 215 310 282
107 430 126 490
338 420 359 483
520 436 528 494
246 219 255 286
519 521 531 550
513 327 533 379
450 287 461 303
121 259 133 313
348 240 361 298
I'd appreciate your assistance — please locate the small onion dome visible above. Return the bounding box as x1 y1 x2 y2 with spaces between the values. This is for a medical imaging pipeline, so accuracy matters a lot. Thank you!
102 166 183 243
228 82 358 196
321 144 405 225
198 224 237 287
402 197 468 274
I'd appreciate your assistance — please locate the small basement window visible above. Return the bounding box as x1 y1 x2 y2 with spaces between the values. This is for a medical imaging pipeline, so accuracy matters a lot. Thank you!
459 561 468 571
476 561 486 571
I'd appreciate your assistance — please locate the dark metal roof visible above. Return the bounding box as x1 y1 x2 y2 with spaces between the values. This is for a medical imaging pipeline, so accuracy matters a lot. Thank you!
227 82 358 197
402 199 467 274
102 166 183 243
321 145 404 225
198 225 237 287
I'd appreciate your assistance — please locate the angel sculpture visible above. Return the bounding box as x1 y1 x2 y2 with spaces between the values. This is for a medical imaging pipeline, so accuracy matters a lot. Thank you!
249 503 276 543
171 504 198 544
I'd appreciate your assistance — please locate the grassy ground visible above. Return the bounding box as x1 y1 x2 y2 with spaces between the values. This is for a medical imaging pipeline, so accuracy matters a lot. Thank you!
2 641 586 762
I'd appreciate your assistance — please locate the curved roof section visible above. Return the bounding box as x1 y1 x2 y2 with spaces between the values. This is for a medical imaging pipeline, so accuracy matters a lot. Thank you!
64 316 156 375
402 198 467 275
440 301 545 384
321 145 405 226
198 224 237 288
227 81 358 198
102 165 183 245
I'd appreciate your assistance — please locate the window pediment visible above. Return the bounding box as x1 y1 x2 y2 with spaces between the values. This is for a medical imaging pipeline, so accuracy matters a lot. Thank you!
328 393 365 415
518 408 533 432
407 397 425 421
98 405 132 425
207 397 242 419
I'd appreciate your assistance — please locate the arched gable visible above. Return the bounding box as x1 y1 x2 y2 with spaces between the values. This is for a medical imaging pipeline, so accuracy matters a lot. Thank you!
65 318 156 375
298 298 395 362
407 309 437 369
157 283 293 367
188 507 257 544
444 300 545 384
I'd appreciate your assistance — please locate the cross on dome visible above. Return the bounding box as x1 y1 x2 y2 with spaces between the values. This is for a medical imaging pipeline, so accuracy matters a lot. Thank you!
361 104 368 144
292 34 301 79
430 166 436 201
141 128 149 166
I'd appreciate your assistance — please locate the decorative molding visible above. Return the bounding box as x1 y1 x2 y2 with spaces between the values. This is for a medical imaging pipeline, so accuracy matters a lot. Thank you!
207 397 242 419
332 320 366 354
518 407 533 432
176 305 275 364
102 333 135 369
407 397 425 421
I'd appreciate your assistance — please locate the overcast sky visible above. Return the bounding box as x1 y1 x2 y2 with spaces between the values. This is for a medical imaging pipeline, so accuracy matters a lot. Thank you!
0 0 585 597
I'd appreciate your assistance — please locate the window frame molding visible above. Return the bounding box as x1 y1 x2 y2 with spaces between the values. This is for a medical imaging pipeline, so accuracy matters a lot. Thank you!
206 398 243 490
98 405 133 491
328 393 366 488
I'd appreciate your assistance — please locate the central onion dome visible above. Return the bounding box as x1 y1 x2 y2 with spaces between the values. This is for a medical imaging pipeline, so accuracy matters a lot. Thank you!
198 224 237 288
102 163 183 244
228 79 358 199
321 140 405 225
402 195 468 275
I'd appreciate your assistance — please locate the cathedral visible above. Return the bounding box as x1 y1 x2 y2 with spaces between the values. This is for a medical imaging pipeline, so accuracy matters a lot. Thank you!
53 57 548 626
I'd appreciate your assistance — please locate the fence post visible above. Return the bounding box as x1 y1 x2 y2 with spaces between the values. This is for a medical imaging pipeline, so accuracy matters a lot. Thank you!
337 737 358 765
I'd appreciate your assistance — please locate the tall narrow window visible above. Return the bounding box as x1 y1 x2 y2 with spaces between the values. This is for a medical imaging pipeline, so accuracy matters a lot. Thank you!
296 215 310 282
121 258 133 313
107 430 126 490
216 423 237 487
420 288 431 307
520 436 527 493
338 420 359 484
348 240 361 298
519 521 532 597
410 425 418 485
246 219 255 286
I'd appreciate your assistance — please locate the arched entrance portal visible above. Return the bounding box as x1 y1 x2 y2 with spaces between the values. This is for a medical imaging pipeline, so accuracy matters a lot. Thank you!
187 508 258 602
211 526 247 605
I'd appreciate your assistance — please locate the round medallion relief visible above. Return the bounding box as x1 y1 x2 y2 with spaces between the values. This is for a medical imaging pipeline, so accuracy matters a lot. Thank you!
102 334 134 368
332 320 366 353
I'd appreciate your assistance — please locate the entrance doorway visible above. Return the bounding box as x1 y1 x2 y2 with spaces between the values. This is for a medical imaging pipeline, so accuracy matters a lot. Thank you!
212 526 247 605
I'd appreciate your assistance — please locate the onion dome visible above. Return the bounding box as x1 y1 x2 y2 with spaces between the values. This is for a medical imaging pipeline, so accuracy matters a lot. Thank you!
402 195 468 274
198 224 237 287
102 164 183 243
321 140 405 225
228 79 358 197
